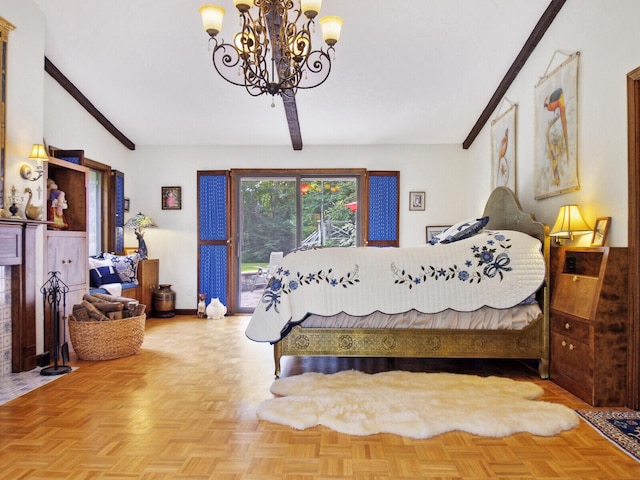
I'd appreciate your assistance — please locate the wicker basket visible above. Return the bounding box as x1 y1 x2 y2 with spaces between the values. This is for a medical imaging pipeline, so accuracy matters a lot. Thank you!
69 314 146 361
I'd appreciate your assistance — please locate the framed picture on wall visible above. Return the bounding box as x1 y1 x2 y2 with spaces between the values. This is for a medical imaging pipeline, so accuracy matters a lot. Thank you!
409 192 425 211
162 186 182 210
591 217 611 246
426 225 450 243
534 52 580 199
491 103 517 192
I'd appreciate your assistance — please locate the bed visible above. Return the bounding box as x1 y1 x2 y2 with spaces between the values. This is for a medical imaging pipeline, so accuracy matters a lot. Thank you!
246 187 550 378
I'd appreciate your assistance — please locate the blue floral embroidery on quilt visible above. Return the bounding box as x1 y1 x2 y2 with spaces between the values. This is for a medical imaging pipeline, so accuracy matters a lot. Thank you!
392 232 513 289
261 265 360 312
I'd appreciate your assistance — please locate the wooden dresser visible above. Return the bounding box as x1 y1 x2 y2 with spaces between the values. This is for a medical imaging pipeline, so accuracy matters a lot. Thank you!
550 246 628 406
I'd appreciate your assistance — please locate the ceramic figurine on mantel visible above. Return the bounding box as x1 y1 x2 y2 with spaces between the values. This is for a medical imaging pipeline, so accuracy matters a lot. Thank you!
24 187 44 220
8 185 21 218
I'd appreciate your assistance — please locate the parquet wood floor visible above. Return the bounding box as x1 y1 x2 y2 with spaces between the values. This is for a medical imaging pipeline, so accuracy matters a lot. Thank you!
1 315 639 479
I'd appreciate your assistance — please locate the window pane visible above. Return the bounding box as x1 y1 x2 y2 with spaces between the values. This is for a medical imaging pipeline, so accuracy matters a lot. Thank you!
300 177 358 248
87 169 101 256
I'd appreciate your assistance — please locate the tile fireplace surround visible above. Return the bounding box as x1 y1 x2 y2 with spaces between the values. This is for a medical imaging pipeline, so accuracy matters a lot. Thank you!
1 266 11 376
0 219 41 374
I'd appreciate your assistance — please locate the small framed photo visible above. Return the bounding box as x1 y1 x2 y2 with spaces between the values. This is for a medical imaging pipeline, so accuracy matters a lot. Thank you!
426 225 450 243
123 197 130 212
409 191 425 211
162 186 182 210
591 217 611 246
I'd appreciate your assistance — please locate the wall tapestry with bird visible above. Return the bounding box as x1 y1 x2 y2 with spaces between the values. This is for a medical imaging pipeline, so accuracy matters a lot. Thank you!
491 103 517 192
534 52 580 199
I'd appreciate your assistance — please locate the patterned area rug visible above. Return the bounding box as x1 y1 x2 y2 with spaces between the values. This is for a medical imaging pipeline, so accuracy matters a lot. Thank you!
578 410 640 461
0 367 74 406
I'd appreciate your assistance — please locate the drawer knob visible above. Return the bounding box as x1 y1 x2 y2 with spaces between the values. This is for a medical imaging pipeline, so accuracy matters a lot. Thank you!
562 340 567 347
564 322 571 330
569 343 575 350
572 275 578 282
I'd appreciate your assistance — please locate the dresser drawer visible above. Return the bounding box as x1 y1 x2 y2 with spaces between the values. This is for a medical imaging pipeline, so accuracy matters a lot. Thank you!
551 273 599 319
550 314 590 344
550 333 592 384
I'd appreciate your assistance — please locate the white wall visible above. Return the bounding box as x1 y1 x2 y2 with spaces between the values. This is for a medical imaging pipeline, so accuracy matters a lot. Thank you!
126 144 470 308
467 0 636 248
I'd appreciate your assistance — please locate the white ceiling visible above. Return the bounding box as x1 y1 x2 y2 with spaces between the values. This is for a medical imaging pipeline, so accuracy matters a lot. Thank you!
33 0 552 149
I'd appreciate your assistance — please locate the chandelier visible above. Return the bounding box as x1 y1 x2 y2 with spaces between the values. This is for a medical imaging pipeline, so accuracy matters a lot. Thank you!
199 0 343 101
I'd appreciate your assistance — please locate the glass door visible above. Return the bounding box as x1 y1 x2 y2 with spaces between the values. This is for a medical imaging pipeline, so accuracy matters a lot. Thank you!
238 176 297 311
236 173 359 312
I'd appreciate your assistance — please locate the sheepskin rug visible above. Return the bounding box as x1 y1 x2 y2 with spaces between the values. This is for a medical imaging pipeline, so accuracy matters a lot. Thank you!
256 370 579 438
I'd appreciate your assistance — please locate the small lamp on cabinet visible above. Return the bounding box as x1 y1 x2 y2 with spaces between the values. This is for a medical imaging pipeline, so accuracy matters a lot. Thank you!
549 204 592 244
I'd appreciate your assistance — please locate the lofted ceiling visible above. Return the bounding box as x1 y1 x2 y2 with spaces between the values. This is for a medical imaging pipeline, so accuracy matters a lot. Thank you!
32 0 557 150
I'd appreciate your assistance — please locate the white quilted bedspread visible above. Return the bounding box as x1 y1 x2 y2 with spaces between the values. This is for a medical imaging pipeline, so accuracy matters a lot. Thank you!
245 230 545 342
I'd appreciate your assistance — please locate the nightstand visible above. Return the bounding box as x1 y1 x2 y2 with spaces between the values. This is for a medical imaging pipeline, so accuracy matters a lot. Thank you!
550 246 628 406
138 259 159 316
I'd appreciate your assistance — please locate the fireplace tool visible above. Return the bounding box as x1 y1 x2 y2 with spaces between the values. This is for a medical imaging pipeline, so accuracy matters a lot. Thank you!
40 271 72 376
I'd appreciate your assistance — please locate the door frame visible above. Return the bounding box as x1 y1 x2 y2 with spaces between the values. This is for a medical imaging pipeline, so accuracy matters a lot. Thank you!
627 66 640 409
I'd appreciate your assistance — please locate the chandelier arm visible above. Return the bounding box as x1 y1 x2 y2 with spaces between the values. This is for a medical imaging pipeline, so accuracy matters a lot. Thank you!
211 43 255 88
288 49 332 90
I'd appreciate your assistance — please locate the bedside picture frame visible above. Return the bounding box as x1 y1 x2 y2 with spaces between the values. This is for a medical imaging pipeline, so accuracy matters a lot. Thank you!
426 225 450 243
591 217 611 246
162 186 182 210
409 191 425 211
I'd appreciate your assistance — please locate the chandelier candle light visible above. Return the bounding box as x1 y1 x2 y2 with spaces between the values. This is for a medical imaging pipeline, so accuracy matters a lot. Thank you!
124 212 157 260
199 0 343 104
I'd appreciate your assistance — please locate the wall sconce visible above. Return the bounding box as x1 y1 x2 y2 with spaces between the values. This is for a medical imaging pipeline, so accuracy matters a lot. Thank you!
20 144 48 182
549 204 592 244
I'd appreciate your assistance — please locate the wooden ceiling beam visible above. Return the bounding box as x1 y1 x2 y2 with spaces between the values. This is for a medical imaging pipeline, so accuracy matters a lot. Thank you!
266 6 303 150
282 95 303 150
45 57 136 151
462 0 566 150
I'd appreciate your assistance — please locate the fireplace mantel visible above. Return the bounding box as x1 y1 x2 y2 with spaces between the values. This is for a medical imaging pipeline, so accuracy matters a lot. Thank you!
0 218 48 372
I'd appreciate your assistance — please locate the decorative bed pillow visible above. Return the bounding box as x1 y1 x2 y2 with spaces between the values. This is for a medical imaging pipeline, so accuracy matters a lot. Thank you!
88 257 112 270
89 265 121 287
428 216 490 245
104 252 140 284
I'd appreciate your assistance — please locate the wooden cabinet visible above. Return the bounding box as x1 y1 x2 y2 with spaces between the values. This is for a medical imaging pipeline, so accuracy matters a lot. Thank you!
47 156 88 232
550 247 629 406
47 231 88 307
45 157 89 354
138 259 159 315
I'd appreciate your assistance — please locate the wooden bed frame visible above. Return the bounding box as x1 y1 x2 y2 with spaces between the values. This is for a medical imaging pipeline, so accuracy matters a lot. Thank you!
273 187 550 378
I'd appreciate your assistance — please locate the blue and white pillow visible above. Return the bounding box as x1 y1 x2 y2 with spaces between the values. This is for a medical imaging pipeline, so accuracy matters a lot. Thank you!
428 216 490 245
104 252 140 284
89 265 122 287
